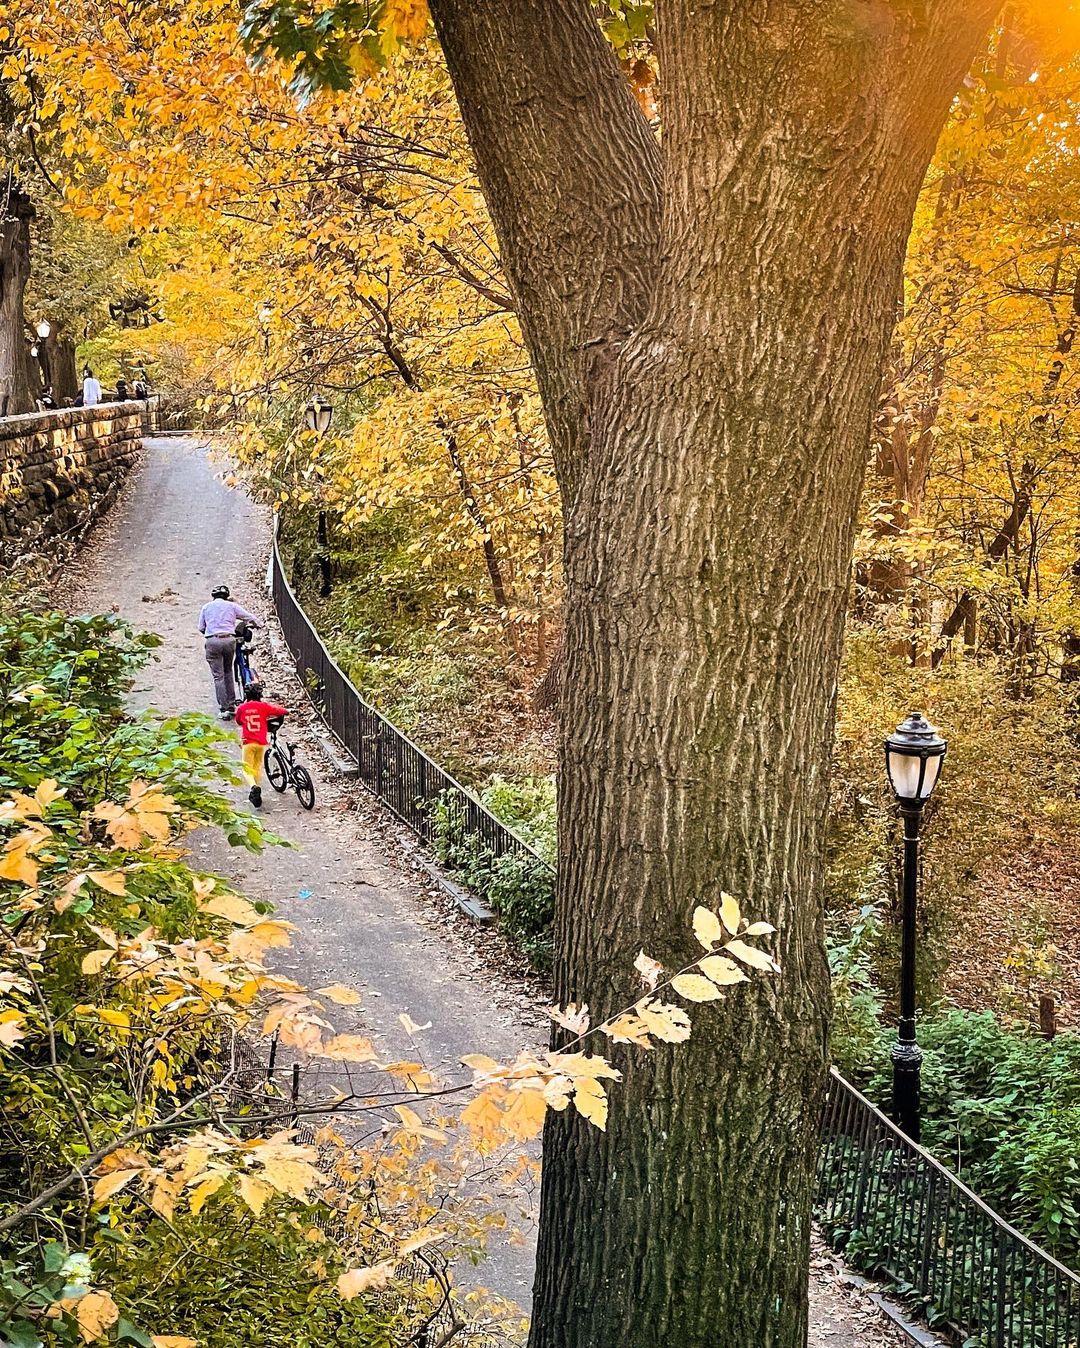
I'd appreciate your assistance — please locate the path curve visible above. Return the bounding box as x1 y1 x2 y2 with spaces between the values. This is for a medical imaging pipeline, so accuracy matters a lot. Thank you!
64 435 923 1345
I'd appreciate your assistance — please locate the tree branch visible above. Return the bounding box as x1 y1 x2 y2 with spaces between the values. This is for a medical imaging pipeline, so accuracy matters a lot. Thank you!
427 0 662 502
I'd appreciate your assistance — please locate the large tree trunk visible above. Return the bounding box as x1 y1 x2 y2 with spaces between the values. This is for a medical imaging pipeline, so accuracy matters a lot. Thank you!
429 2 998 1345
39 330 79 404
0 184 34 418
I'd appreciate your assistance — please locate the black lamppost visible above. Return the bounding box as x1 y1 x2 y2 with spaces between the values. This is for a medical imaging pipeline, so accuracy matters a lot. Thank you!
884 711 947 1143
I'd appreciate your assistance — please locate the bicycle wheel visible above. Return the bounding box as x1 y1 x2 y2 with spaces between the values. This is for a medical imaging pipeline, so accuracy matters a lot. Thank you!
292 765 315 811
265 747 288 793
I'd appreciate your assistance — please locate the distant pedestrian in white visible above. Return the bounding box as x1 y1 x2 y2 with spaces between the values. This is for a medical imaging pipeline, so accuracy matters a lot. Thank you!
82 367 101 407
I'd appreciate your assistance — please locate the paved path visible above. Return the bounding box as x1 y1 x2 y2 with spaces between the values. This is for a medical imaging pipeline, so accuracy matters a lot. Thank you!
64 435 923 1344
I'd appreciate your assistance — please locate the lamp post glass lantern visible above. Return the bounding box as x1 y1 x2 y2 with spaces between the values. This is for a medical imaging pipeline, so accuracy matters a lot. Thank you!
884 712 946 1143
35 320 51 340
304 399 334 434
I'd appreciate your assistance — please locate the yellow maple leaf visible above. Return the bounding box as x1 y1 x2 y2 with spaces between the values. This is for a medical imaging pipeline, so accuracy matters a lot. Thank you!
603 1012 653 1048
461 1085 507 1144
238 1174 274 1215
573 1077 608 1130
76 1291 120 1342
188 1172 227 1215
203 892 261 926
502 1088 548 1140
151 1336 198 1348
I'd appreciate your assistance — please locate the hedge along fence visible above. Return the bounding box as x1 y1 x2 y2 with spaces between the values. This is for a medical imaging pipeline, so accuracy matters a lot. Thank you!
0 401 154 569
269 518 556 955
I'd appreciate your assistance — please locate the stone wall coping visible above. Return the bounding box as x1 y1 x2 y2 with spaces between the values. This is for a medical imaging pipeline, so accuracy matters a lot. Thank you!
0 401 151 435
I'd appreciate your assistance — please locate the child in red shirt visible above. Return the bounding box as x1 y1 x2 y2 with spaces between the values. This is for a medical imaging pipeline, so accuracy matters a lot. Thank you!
234 681 287 808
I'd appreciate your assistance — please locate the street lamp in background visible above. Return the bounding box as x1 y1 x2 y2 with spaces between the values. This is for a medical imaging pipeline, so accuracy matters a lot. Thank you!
35 320 51 340
304 398 334 434
884 711 947 1143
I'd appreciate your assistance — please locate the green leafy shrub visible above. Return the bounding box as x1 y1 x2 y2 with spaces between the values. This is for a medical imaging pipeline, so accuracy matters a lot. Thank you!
847 1007 1080 1265
481 776 556 864
430 794 555 967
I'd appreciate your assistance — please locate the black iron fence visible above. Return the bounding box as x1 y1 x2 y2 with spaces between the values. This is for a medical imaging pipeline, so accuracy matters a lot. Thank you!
270 518 1080 1348
270 520 549 880
817 1070 1080 1347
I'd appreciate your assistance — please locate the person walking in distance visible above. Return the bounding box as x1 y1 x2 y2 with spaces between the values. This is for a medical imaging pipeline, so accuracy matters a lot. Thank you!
197 584 262 719
81 367 101 407
234 681 287 808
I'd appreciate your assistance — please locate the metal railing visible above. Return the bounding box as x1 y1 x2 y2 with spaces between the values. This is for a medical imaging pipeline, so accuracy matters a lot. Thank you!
270 520 551 881
817 1069 1080 1346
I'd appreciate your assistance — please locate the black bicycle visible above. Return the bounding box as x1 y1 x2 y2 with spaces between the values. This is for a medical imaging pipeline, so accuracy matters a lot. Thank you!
265 716 316 810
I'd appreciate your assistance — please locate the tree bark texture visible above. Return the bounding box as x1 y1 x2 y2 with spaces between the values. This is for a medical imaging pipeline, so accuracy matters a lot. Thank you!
429 2 998 1345
0 184 34 418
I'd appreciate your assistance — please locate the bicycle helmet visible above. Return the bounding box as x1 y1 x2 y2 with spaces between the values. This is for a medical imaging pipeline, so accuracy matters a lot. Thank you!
211 584 230 599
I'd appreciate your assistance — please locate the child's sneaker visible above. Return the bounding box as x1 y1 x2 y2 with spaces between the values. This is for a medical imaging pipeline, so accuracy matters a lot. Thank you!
248 785 262 808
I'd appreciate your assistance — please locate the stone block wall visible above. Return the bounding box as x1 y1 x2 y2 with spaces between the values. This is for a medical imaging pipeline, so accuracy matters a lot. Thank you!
0 403 145 570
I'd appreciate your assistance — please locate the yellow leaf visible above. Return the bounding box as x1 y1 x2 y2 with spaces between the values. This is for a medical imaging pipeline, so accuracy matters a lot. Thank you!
337 1263 395 1299
548 1002 589 1035
399 1229 447 1255
699 954 747 986
87 870 126 896
635 997 691 1044
603 1012 653 1048
692 905 724 950
0 1009 26 1048
76 1291 119 1342
573 1077 608 1130
96 1008 131 1029
34 779 66 810
633 950 663 989
502 1088 547 1140
744 921 777 936
461 1085 507 1144
258 1153 322 1200
93 1168 142 1202
203 893 261 926
461 1053 502 1076
316 983 362 1006
152 1337 198 1348
0 843 38 886
725 939 780 973
81 949 115 975
318 1033 377 1062
719 892 741 935
671 973 723 1002
398 1012 432 1035
238 1174 274 1215
188 1172 226 1215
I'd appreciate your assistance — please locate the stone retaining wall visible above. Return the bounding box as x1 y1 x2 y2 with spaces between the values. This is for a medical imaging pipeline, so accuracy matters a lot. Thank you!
0 402 147 569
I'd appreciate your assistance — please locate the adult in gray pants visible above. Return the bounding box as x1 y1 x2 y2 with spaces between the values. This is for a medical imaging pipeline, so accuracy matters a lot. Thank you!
197 584 262 719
